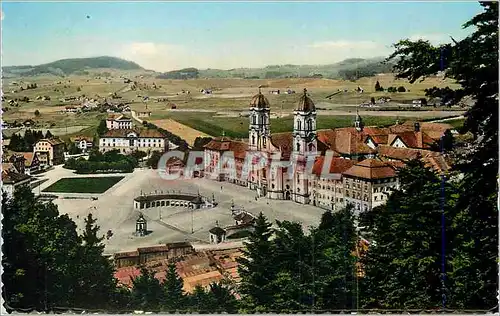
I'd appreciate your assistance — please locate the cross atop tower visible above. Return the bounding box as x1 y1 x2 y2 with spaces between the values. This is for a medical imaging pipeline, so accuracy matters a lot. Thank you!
303 88 307 95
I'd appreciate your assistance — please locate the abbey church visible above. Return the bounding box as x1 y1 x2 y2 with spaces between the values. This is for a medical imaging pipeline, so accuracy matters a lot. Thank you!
204 89 451 213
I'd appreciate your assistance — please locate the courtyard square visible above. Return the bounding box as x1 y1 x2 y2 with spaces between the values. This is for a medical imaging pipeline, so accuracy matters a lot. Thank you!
36 167 327 254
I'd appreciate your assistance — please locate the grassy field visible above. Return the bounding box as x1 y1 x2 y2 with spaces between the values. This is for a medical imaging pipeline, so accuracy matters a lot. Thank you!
445 117 466 130
42 176 125 193
166 112 434 139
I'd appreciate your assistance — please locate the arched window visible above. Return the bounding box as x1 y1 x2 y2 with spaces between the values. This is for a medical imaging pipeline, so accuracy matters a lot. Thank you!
252 115 256 125
296 142 301 151
298 120 302 131
307 119 313 131
252 135 255 145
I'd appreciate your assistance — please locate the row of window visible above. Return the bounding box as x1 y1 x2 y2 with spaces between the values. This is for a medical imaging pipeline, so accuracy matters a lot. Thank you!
103 138 162 143
102 143 163 148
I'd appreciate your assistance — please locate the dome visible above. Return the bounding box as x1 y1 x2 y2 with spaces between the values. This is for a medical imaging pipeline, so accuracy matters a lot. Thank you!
250 89 270 108
295 88 315 112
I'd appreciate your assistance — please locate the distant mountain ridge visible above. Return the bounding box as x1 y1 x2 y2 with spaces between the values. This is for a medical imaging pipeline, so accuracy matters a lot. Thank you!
157 57 395 80
2 56 144 77
3 55 395 80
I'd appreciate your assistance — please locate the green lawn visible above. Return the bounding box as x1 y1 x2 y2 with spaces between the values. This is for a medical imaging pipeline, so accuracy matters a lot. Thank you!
42 176 125 193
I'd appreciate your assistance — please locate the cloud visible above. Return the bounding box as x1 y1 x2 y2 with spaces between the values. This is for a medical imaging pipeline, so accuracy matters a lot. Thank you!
408 33 448 44
308 40 380 50
125 42 183 56
117 42 213 71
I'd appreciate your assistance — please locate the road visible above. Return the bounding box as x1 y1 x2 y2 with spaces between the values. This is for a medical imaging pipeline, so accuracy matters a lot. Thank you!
427 115 464 123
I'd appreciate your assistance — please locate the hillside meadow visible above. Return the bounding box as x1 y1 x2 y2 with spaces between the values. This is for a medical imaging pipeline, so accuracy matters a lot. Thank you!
3 74 462 140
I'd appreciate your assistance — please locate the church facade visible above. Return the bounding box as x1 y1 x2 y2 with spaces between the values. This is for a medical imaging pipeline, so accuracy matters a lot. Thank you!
203 89 451 213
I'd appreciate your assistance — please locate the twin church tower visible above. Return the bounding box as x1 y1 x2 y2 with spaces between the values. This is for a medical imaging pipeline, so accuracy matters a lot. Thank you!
248 88 317 157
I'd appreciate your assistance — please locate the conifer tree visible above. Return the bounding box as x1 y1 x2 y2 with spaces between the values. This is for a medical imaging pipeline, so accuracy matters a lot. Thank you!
130 267 164 311
237 212 276 311
359 160 457 309
386 2 498 309
162 263 185 311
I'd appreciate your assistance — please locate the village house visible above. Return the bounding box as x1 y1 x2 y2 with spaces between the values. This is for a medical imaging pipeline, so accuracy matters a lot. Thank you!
99 128 169 154
64 106 79 113
106 114 133 130
20 152 41 175
1 169 31 198
22 119 35 128
34 137 65 166
5 153 26 174
203 88 452 213
71 136 94 153
137 111 152 118
342 159 399 214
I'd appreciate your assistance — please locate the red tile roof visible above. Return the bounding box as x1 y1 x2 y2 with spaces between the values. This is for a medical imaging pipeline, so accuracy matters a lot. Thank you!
388 131 435 149
204 138 248 160
377 145 427 161
343 158 396 180
312 156 356 176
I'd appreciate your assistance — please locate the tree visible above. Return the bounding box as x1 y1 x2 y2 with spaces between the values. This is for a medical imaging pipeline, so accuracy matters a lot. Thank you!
45 130 53 139
162 263 185 311
374 81 384 91
146 151 163 169
270 220 312 311
2 187 94 310
97 119 108 136
67 142 82 155
130 267 164 310
359 160 457 309
237 212 277 311
130 150 147 161
311 205 358 311
397 86 406 92
192 137 213 151
75 213 118 309
370 97 375 105
386 2 498 309
2 187 119 311
187 285 212 313
34 109 40 116
207 282 238 313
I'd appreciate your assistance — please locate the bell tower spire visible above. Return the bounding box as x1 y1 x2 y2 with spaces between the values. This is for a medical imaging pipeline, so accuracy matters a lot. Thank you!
249 88 270 151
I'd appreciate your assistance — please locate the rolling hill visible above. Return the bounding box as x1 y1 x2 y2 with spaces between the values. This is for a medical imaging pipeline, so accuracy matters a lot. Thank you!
157 57 396 80
2 56 144 77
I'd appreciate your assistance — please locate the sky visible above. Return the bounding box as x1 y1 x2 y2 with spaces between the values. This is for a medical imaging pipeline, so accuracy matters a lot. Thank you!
1 1 483 71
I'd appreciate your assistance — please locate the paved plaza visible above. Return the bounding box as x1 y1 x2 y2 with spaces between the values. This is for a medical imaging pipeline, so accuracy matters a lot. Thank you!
35 166 327 254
